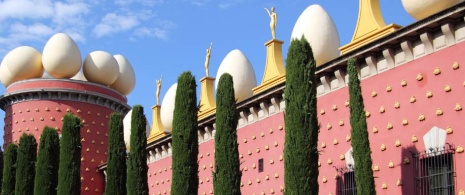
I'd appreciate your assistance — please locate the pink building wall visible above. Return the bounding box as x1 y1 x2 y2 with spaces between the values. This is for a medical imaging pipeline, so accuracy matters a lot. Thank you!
148 40 465 195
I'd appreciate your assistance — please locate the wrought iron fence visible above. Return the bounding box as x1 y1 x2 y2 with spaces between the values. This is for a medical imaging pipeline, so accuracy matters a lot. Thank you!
335 164 356 195
411 143 456 195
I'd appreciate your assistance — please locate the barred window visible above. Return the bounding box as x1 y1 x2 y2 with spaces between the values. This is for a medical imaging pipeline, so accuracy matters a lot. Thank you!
335 164 356 195
411 144 456 195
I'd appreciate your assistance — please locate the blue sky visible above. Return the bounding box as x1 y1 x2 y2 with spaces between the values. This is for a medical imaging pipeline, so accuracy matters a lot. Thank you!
0 0 414 143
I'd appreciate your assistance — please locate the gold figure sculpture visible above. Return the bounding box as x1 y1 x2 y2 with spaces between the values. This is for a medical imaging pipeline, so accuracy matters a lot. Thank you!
156 75 163 105
265 7 277 39
205 42 213 77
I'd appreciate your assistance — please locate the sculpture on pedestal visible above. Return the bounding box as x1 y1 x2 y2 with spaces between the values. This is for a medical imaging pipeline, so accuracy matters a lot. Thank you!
265 7 277 39
205 42 213 77
156 75 162 105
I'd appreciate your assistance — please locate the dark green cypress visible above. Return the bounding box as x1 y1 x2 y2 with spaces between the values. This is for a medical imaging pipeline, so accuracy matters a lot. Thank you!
15 133 37 195
284 37 319 194
213 73 241 195
34 127 60 195
0 148 3 194
106 112 127 195
2 144 17 195
347 58 376 195
171 71 198 195
57 113 82 195
127 105 148 195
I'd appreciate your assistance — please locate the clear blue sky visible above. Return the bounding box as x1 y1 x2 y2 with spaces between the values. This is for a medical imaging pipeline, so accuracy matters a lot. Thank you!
0 0 414 144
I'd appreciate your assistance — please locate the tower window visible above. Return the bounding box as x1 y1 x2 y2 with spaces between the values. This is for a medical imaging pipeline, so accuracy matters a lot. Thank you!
258 158 264 173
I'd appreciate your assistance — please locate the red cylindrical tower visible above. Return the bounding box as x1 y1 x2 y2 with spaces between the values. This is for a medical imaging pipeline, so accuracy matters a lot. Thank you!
1 78 130 194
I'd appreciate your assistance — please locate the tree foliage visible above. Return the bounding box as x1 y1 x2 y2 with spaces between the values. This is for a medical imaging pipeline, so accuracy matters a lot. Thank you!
213 73 241 195
105 112 127 195
34 127 60 195
127 106 148 195
284 37 319 194
347 58 376 195
57 114 82 195
171 71 199 195
2 144 17 195
15 134 37 195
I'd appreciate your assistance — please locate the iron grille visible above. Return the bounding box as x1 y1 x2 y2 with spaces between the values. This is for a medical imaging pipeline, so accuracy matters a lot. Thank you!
411 143 456 195
335 164 356 195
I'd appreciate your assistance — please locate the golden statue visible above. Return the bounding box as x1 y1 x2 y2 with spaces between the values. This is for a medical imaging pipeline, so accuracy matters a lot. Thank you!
156 75 162 105
265 7 277 39
205 42 213 77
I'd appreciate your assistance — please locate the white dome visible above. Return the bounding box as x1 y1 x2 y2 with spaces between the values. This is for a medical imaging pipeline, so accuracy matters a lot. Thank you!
42 33 82 78
6 46 44 83
215 49 256 102
70 69 87 81
83 51 119 86
110 54 136 95
401 0 463 20
0 52 15 87
123 109 151 149
290 4 340 66
160 83 177 132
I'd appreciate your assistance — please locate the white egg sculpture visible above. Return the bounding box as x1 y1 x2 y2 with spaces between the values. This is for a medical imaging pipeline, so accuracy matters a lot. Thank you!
6 46 44 83
0 52 15 87
160 83 177 132
290 4 340 66
401 0 463 20
83 51 119 86
110 54 136 95
42 33 82 78
215 49 256 102
70 70 87 81
123 109 151 148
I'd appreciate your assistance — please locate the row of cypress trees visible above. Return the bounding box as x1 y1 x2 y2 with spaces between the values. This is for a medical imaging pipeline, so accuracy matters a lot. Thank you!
104 105 149 195
282 37 375 195
169 71 242 195
1 113 82 195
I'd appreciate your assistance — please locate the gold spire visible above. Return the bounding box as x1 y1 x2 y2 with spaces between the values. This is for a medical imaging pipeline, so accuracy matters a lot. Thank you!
147 105 168 143
339 0 401 54
198 76 216 119
252 39 286 94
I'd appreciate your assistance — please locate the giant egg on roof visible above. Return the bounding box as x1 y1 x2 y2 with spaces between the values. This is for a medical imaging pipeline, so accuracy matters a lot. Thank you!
160 83 177 132
83 51 119 86
290 4 340 66
110 54 136 95
6 46 44 83
401 0 463 20
42 33 82 78
0 51 14 87
123 109 151 148
215 49 256 102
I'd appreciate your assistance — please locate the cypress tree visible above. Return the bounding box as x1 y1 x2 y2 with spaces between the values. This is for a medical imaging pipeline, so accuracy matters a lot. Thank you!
57 113 82 195
171 71 198 195
127 105 148 195
284 37 319 194
2 144 17 195
213 73 241 195
34 127 60 195
347 58 376 195
0 148 3 194
15 133 37 195
106 112 127 195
